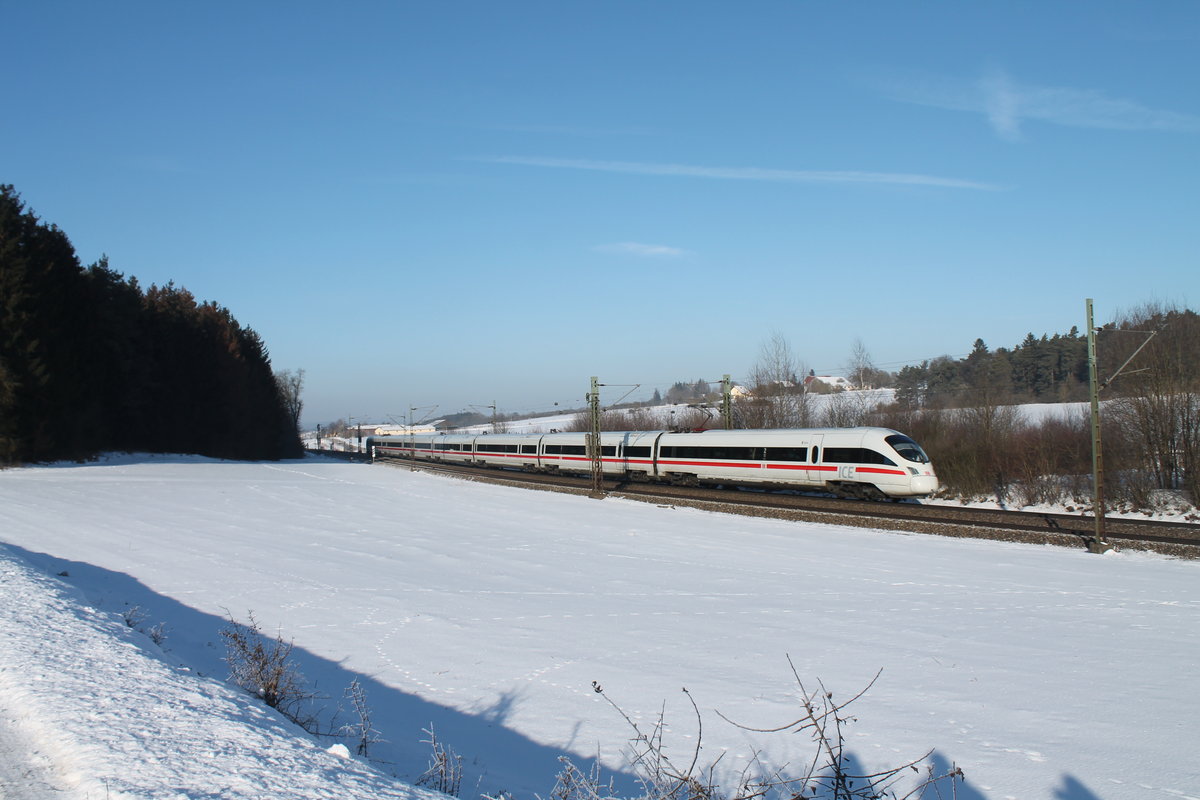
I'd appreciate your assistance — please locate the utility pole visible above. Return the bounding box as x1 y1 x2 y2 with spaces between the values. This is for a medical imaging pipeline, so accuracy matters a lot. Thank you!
1086 299 1108 552
405 405 439 468
721 374 733 430
588 376 604 497
468 402 498 433
1086 298 1158 554
409 406 418 470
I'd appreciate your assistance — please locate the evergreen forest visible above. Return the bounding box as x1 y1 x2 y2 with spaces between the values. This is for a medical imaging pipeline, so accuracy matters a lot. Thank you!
0 185 302 465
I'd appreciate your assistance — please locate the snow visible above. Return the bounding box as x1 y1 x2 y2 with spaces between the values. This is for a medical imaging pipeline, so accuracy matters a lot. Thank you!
1 453 1198 800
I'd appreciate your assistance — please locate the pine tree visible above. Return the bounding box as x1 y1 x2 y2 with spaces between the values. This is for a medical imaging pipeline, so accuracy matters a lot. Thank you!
0 185 301 463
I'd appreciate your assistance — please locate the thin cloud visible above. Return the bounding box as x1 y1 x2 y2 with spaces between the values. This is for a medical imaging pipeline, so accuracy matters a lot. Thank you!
486 123 656 137
882 67 1200 140
473 156 1001 191
980 69 1023 141
124 155 194 174
596 242 689 258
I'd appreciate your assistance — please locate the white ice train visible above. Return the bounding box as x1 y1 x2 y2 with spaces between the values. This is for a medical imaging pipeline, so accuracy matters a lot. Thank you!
367 426 938 499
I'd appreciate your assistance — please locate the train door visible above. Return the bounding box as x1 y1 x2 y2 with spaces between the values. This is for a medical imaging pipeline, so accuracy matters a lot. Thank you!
805 434 825 484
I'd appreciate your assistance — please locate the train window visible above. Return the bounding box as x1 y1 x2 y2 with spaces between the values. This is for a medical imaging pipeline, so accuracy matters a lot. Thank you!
660 446 756 460
823 447 896 466
521 445 536 454
478 443 518 453
601 445 616 457
885 434 930 463
765 447 808 462
545 444 587 456
625 446 652 458
862 449 896 466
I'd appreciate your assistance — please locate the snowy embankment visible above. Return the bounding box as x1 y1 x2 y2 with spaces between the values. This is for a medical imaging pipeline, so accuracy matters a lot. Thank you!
0 540 438 800
1 454 1198 800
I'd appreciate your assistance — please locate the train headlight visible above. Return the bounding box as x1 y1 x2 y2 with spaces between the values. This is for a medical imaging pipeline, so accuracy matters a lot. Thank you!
908 467 919 476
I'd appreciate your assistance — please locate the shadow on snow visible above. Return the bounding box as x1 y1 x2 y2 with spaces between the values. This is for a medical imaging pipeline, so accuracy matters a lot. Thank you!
4 542 1108 800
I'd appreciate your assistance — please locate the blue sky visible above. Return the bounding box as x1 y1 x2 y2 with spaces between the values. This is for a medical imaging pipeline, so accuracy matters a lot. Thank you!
4 2 1197 427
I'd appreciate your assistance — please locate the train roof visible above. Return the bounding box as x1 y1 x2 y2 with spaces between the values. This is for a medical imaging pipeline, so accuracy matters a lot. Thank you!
368 427 902 439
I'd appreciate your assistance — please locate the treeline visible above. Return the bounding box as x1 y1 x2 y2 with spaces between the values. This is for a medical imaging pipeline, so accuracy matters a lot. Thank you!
895 331 1090 407
893 312 1200 411
0 185 302 464
888 308 1200 507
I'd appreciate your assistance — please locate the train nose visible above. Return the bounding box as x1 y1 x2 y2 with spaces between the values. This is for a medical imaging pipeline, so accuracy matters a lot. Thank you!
911 474 939 495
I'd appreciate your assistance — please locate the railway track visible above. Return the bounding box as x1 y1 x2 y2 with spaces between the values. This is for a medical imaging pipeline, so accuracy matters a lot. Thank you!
374 455 1200 558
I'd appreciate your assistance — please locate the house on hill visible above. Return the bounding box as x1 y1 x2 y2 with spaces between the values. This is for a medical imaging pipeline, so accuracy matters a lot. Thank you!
803 374 854 392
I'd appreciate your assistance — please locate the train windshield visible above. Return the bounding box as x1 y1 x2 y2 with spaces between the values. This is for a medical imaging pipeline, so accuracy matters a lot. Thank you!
885 434 930 464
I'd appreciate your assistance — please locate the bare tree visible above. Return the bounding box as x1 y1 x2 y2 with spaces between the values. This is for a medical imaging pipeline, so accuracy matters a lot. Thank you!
846 337 874 390
741 332 811 429
275 368 305 432
1104 303 1200 505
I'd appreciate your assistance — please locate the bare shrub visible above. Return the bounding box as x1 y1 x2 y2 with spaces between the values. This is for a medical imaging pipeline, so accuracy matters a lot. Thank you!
550 756 620 800
417 725 463 796
577 666 964 800
1009 414 1090 507
878 402 1087 505
614 407 664 431
819 391 874 428
220 611 320 732
122 604 147 629
340 678 383 757
121 605 168 647
566 406 717 433
146 621 169 647
721 665 964 800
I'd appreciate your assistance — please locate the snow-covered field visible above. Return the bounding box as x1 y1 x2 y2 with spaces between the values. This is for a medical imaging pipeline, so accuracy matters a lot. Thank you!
1 454 1198 800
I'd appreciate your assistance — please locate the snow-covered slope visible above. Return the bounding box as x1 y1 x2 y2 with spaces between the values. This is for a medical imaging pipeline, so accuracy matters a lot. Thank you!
0 542 439 800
